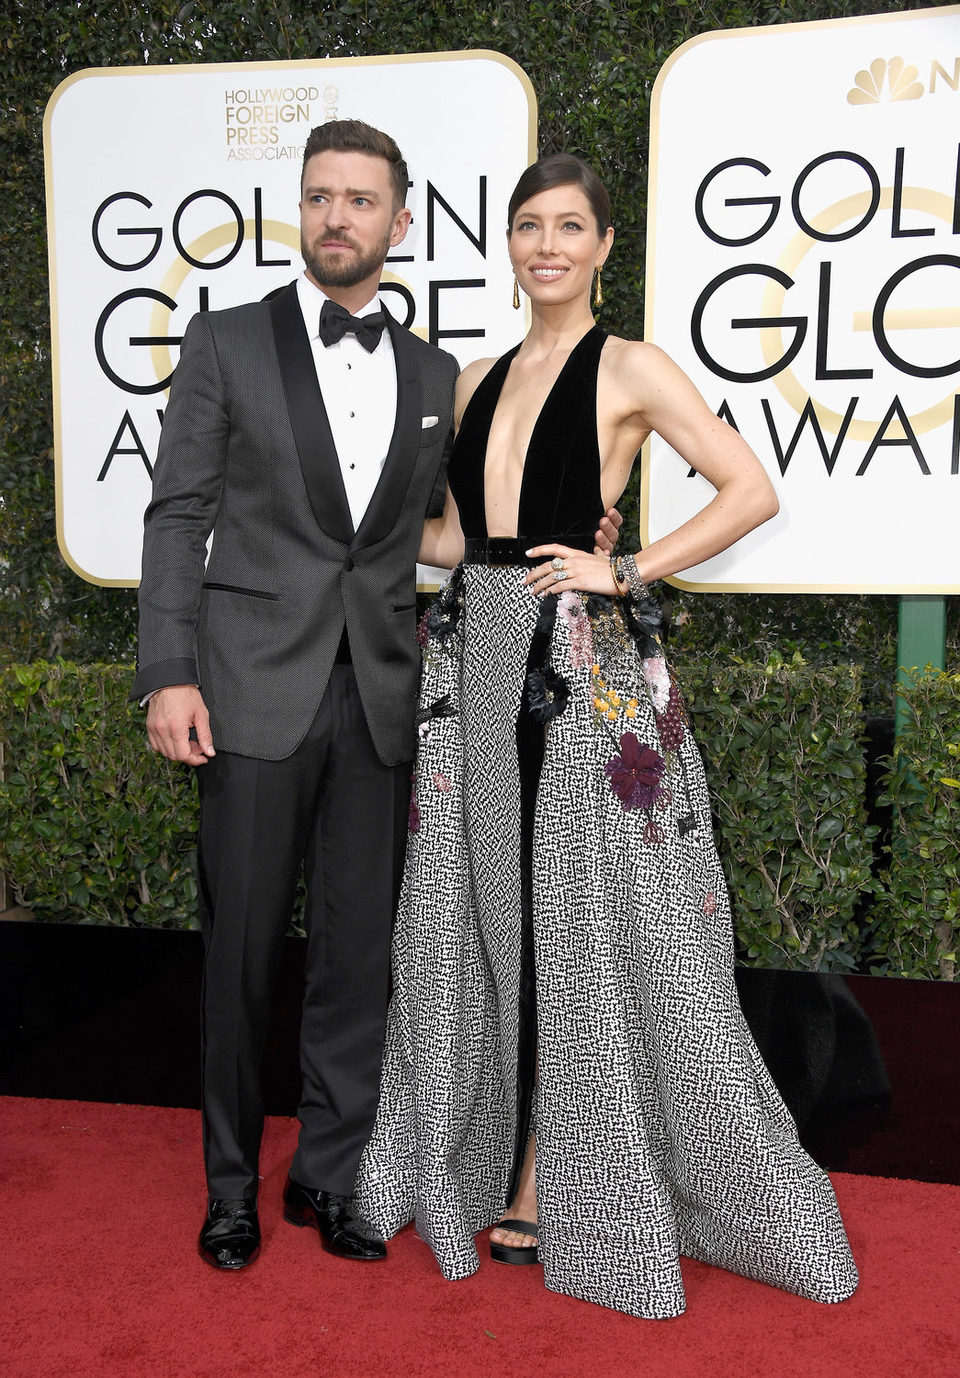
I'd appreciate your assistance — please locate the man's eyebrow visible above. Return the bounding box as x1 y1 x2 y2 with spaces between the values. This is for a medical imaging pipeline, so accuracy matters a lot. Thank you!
303 184 382 199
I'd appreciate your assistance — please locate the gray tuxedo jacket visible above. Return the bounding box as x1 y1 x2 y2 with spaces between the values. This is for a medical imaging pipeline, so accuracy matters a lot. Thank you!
133 281 458 765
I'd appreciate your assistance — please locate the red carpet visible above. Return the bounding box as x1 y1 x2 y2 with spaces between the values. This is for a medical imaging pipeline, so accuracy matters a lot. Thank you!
3 1098 959 1378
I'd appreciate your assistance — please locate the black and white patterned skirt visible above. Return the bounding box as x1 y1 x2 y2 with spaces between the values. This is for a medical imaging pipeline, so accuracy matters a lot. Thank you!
356 563 858 1319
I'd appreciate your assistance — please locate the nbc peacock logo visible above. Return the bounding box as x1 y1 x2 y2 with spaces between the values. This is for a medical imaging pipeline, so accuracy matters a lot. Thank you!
847 56 925 105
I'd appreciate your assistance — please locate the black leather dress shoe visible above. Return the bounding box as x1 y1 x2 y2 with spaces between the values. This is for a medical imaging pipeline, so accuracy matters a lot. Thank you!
282 1176 387 1260
199 1198 261 1270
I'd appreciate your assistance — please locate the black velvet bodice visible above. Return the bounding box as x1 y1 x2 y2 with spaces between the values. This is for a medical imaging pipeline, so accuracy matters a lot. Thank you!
448 326 606 540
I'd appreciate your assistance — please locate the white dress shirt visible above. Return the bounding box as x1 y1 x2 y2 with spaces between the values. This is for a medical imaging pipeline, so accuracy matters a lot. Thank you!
296 274 397 533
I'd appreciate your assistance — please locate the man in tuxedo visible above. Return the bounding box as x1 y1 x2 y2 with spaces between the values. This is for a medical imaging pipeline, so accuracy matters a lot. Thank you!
133 120 459 1270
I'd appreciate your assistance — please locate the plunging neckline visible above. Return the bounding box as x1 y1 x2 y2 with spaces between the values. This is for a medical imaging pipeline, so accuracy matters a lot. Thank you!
480 326 602 539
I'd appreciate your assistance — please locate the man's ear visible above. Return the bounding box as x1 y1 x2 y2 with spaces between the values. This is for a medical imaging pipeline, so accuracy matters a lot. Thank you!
391 207 413 247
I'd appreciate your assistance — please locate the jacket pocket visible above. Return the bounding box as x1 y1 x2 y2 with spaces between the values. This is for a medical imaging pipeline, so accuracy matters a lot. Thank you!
203 582 281 602
392 602 416 613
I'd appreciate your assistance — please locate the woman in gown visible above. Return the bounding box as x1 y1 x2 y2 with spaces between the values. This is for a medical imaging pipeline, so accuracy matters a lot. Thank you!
355 154 858 1319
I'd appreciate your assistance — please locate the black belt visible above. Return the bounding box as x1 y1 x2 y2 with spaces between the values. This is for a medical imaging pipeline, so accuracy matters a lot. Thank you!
463 534 595 566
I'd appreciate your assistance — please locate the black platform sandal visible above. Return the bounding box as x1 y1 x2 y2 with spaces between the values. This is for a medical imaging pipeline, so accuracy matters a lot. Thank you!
489 1218 540 1265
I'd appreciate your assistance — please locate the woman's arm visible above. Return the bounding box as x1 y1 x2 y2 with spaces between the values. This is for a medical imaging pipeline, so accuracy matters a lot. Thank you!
614 342 778 583
419 480 465 569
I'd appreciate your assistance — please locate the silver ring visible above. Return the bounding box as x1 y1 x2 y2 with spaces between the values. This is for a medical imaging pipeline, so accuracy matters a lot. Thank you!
551 556 565 571
553 569 568 581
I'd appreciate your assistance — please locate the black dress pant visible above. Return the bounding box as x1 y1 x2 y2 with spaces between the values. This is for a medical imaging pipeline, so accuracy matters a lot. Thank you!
196 664 409 1200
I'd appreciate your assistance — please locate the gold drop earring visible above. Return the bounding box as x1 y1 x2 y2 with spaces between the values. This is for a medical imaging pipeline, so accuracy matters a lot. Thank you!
512 274 521 310
593 265 604 309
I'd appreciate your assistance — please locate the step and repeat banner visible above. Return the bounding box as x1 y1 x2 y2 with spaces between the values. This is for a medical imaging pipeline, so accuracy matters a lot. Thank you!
646 5 960 592
44 52 536 586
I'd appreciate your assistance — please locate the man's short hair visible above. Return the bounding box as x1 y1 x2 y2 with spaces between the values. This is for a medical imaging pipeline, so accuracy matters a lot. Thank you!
301 120 409 210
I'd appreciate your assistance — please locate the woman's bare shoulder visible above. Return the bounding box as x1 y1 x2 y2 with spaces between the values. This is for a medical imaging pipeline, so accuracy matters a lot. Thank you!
454 356 498 427
601 336 696 405
602 335 675 377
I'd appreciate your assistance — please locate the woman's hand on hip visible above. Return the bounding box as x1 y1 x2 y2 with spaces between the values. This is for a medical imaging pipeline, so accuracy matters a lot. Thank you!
523 544 623 598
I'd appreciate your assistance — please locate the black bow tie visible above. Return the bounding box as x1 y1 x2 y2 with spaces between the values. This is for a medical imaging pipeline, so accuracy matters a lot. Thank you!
319 299 386 352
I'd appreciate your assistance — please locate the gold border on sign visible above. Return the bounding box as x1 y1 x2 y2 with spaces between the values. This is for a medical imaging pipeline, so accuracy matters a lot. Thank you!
43 50 538 587
643 4 960 595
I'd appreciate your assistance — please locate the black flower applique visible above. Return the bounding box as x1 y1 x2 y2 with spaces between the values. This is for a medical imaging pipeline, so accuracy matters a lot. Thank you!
415 694 457 730
526 666 570 723
623 594 664 660
423 565 464 648
424 603 459 644
585 593 616 621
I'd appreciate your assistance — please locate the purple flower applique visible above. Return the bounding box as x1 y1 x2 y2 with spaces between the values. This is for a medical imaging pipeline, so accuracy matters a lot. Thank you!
604 733 666 811
558 591 594 670
433 772 452 794
703 892 717 917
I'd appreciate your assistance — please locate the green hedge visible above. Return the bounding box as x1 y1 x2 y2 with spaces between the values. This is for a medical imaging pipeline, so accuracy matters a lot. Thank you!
5 661 957 979
676 655 876 973
0 663 198 927
0 656 889 974
866 669 960 980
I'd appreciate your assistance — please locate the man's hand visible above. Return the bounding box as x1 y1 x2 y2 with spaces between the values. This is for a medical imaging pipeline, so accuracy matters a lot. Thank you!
146 685 216 766
594 506 623 557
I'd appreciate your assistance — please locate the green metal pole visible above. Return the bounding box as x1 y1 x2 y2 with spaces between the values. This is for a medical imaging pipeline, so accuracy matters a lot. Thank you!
895 595 947 739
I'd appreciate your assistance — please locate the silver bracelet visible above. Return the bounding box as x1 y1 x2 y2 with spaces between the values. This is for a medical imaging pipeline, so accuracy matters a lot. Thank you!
621 553 650 603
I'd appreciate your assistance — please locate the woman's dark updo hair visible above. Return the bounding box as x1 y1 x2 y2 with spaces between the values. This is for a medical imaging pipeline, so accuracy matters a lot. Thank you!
507 153 612 235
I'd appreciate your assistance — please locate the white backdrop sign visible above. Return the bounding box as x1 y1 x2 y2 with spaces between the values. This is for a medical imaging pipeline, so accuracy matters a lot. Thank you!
645 6 960 592
44 52 536 586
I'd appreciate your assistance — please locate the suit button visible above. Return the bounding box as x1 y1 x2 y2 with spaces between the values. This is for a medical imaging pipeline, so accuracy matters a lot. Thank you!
344 557 354 572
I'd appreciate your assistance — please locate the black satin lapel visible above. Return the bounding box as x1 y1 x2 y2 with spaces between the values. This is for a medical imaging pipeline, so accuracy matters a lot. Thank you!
351 315 422 551
269 283 353 543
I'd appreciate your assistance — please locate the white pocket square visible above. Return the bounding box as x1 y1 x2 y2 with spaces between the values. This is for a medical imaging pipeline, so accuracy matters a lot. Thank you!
421 415 439 428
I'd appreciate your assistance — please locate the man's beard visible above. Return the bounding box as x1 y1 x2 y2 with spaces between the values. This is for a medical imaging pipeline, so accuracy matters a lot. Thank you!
301 229 393 289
